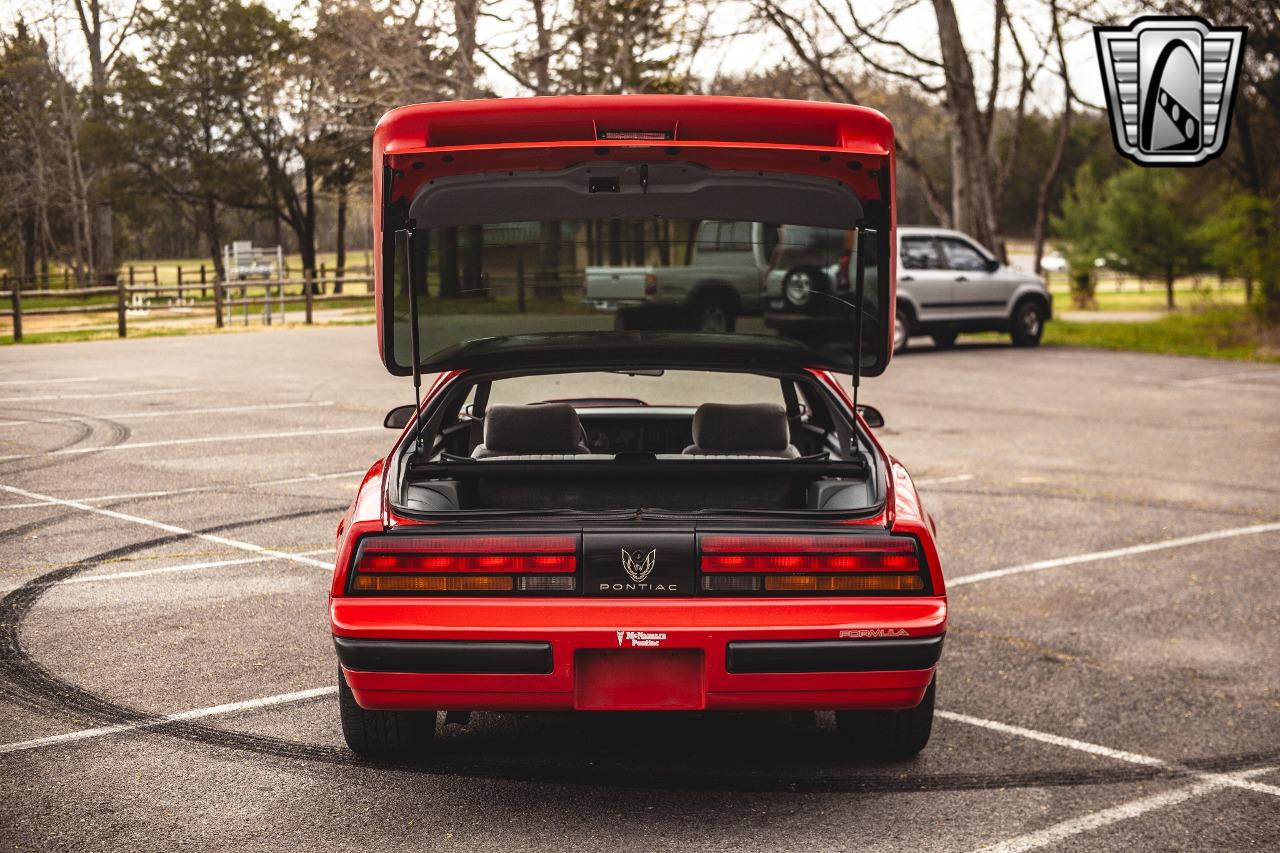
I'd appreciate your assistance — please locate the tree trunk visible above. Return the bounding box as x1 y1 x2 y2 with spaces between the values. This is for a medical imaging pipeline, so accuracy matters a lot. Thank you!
531 0 552 95
1166 265 1175 310
203 196 226 283
462 225 484 295
334 181 348 294
439 227 461 296
94 203 114 286
75 0 117 287
631 222 646 265
537 219 561 299
1033 0 1073 275
453 0 479 97
684 221 699 265
609 220 623 265
932 0 1002 259
20 213 37 283
301 168 319 292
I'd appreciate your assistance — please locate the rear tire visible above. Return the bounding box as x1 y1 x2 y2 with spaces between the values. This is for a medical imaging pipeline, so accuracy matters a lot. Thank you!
1010 300 1045 347
835 677 935 759
931 331 958 349
893 308 911 354
690 298 736 333
338 669 437 760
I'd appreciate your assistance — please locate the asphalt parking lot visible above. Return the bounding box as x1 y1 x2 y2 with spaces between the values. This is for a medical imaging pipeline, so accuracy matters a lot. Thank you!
1 327 1277 852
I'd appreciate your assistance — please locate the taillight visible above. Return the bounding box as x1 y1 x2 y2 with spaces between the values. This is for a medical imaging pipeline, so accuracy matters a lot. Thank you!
699 534 928 595
644 273 658 296
351 534 579 595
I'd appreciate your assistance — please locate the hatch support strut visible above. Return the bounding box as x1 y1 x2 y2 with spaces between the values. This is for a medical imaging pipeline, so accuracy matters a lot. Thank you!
846 226 874 457
399 223 426 455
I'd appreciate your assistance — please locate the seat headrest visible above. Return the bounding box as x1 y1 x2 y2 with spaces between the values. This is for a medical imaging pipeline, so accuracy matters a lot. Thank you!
691 402 790 453
481 403 584 455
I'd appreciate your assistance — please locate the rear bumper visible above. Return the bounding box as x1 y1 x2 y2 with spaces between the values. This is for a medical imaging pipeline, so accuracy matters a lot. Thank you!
332 596 946 712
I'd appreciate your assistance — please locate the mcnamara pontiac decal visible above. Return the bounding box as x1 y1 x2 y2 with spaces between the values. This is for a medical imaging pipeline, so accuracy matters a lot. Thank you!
617 630 668 648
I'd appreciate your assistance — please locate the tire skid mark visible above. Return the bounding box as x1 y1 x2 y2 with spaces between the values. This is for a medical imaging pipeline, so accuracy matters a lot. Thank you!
0 507 339 716
3 519 1278 793
0 406 131 477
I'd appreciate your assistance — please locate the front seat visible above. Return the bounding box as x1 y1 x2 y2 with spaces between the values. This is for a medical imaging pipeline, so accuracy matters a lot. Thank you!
683 402 800 458
471 403 592 459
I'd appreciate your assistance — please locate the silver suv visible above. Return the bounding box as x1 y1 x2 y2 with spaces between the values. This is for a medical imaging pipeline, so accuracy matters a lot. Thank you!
896 227 1052 353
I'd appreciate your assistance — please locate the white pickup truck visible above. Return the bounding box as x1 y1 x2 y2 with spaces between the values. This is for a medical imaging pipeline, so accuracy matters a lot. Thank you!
583 221 774 332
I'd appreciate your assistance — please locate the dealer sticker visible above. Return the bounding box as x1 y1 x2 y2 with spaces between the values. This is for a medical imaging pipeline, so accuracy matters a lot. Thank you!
616 630 667 647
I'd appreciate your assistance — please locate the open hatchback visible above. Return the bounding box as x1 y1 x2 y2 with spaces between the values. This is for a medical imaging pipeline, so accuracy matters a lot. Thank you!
330 95 947 762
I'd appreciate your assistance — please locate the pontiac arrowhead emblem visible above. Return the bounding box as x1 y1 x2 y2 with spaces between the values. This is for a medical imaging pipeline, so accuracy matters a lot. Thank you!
620 548 657 583
1095 16 1246 166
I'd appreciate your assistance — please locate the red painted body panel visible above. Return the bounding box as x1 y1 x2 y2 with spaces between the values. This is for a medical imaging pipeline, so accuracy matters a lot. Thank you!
335 597 944 711
329 368 948 713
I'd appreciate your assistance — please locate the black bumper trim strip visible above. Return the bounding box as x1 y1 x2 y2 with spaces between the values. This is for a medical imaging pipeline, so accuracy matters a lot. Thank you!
726 635 944 674
334 637 553 674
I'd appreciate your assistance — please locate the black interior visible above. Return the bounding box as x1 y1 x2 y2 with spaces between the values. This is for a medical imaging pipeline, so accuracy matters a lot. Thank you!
396 372 881 517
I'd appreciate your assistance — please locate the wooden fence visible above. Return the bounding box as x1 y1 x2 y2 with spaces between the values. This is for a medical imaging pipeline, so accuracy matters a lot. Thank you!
1 266 374 342
0 260 586 342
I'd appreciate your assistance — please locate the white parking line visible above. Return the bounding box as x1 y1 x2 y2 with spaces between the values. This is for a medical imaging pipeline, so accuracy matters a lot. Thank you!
939 710 1280 799
948 521 1280 587
0 469 368 510
56 548 335 586
0 686 337 756
971 766 1277 853
0 400 337 428
0 484 332 569
0 388 184 403
0 377 98 387
0 426 381 461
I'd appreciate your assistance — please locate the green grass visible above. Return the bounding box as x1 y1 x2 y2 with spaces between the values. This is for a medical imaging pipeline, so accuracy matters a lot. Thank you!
0 315 380 345
0 325 217 346
1048 285 1248 313
1042 306 1280 362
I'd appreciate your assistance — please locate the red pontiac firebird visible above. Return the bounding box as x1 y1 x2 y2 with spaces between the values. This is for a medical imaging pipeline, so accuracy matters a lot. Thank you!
329 95 947 761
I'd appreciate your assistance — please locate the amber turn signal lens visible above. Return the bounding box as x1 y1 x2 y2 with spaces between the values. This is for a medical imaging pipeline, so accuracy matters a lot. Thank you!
352 574 514 592
763 574 924 592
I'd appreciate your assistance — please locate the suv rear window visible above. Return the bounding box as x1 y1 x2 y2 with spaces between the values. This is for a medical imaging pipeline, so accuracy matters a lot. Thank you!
901 237 941 270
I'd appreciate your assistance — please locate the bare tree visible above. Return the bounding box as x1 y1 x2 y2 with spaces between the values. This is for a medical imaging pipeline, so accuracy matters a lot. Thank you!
69 0 141 283
1031 0 1073 274
757 0 1103 261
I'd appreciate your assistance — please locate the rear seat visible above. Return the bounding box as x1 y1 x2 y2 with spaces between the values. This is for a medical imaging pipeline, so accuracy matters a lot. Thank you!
471 403 592 459
682 402 800 458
